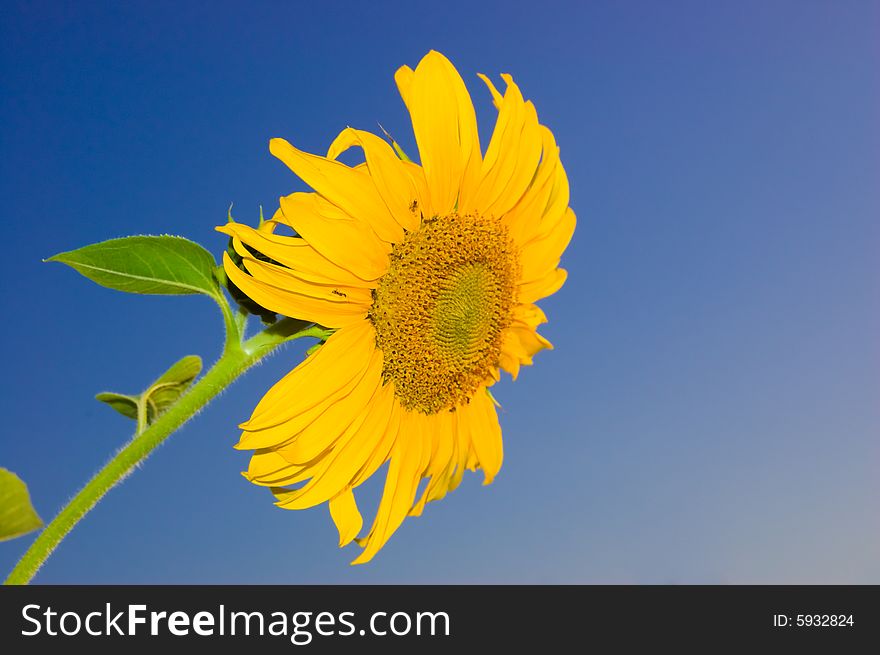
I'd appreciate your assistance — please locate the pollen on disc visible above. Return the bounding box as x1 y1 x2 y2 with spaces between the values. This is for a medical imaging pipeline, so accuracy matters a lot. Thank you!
369 212 519 414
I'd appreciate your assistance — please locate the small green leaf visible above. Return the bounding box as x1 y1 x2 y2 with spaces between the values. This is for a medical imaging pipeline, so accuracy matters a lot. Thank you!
95 392 139 420
96 355 203 429
0 468 43 542
152 355 202 388
47 235 220 297
145 355 202 420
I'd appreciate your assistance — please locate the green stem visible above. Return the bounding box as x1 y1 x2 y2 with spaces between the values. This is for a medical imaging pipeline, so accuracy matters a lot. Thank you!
214 290 243 350
4 316 319 585
135 396 148 435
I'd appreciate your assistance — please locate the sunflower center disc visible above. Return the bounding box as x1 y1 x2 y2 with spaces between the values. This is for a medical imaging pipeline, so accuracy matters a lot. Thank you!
370 213 519 414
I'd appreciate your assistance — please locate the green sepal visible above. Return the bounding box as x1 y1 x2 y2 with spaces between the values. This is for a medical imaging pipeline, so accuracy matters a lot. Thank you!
303 327 336 358
391 140 412 162
47 235 220 297
0 468 43 542
378 123 413 162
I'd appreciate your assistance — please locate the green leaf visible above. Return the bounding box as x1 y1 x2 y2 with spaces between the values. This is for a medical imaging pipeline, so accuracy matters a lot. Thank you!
95 392 139 420
0 468 43 542
151 354 202 388
47 235 220 297
96 355 203 429
145 355 202 421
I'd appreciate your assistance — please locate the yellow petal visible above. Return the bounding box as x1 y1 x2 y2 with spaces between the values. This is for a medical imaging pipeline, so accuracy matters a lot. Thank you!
273 380 396 509
502 125 560 245
327 128 421 232
512 303 548 328
423 410 454 480
216 221 375 287
237 369 367 451
540 158 572 241
352 411 428 564
465 443 479 471
245 450 310 486
500 324 553 380
424 412 466 500
519 206 576 283
237 247 373 308
461 389 504 484
509 150 571 249
350 394 402 488
518 267 568 304
273 348 383 465
511 324 553 356
394 65 414 107
278 192 390 281
424 431 460 504
410 410 455 516
324 383 398 489
329 489 363 547
395 51 481 216
222 252 368 328
464 74 543 218
401 161 431 217
270 137 403 244
238 321 375 438
479 72 503 108
447 409 472 492
498 350 522 381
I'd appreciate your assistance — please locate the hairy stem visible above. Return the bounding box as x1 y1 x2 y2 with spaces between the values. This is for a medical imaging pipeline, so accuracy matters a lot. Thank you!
4 316 318 585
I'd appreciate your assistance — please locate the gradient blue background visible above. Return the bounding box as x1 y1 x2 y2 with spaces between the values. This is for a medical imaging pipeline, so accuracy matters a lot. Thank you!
1 1 877 583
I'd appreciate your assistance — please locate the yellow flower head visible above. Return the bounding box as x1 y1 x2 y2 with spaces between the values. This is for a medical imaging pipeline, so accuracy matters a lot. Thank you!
217 51 575 564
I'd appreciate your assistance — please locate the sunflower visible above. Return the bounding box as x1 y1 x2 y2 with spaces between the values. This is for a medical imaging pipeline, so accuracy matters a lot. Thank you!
217 51 575 564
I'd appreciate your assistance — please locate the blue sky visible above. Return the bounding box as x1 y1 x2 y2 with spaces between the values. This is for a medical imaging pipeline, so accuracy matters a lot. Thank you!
1 0 877 583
